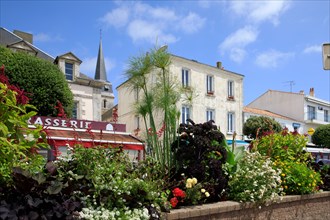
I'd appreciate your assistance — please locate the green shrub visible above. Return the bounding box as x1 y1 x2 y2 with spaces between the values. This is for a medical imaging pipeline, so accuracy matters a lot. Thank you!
228 151 283 204
312 124 330 148
251 129 309 162
0 80 48 187
56 146 164 218
0 46 73 117
274 160 321 194
243 116 282 139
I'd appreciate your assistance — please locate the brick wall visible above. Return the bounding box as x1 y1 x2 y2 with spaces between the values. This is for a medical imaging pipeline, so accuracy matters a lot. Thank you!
164 191 330 220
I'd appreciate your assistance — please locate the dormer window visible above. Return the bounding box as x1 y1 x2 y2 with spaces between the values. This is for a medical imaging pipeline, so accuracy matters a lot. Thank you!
65 62 74 80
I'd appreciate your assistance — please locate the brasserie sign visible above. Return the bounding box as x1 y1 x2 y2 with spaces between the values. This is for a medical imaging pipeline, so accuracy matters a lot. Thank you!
28 116 126 132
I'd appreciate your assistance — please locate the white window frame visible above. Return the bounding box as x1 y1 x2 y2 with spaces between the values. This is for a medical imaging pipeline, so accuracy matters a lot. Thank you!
181 105 191 124
206 109 215 121
182 68 190 87
324 109 329 122
65 62 74 81
227 80 234 98
227 112 235 134
72 101 79 119
206 75 214 94
307 105 316 120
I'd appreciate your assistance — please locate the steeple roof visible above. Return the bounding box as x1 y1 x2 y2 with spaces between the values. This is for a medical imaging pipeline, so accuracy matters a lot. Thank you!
94 38 107 81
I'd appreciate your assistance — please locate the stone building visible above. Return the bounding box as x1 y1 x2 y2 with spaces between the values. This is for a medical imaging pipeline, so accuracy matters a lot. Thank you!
0 27 114 121
117 53 244 140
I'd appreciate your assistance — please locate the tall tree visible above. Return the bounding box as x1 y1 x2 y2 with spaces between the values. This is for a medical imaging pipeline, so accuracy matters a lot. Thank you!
0 46 73 117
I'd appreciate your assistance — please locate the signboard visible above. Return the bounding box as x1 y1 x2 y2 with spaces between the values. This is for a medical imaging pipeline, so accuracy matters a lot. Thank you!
292 123 301 128
307 128 315 136
28 116 126 132
323 43 330 70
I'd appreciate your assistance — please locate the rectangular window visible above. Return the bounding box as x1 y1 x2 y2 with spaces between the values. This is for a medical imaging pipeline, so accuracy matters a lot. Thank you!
307 105 316 120
206 75 214 94
182 69 190 87
72 102 78 119
181 106 191 124
135 115 140 129
325 110 329 122
134 86 139 101
227 80 234 99
65 62 73 80
227 112 235 133
206 109 215 121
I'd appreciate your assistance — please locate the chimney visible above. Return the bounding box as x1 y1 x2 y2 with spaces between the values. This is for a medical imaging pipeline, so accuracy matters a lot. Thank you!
216 61 222 69
13 30 33 44
309 88 314 97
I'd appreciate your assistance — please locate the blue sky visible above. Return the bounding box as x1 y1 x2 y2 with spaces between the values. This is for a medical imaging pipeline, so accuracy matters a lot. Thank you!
1 0 329 105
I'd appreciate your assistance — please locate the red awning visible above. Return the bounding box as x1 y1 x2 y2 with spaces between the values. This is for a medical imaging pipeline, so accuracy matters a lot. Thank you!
42 127 145 151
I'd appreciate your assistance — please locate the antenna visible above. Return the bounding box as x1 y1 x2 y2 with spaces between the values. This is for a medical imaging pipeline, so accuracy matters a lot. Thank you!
283 80 295 92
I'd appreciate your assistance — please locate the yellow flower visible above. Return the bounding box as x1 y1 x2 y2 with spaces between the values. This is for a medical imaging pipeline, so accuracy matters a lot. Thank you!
281 173 286 177
205 192 210 197
284 185 288 189
186 178 193 184
186 182 192 189
298 183 301 186
192 178 198 185
201 188 206 193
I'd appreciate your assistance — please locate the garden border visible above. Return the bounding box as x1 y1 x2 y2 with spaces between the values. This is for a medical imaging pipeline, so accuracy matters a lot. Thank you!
163 191 330 220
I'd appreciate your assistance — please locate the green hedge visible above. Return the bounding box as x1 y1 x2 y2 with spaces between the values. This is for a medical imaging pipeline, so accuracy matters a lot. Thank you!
0 46 73 117
312 124 330 148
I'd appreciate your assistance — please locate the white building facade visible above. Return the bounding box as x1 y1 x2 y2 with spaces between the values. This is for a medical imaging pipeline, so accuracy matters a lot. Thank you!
247 89 330 134
117 54 244 140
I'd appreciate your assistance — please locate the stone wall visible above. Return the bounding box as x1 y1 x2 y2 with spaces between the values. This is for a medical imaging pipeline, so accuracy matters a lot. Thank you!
163 191 330 220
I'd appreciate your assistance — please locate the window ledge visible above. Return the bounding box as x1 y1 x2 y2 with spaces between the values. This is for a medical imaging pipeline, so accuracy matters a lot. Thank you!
206 92 215 96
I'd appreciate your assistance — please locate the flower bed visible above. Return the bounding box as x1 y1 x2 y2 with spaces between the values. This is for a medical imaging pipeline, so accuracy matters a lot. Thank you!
163 191 330 220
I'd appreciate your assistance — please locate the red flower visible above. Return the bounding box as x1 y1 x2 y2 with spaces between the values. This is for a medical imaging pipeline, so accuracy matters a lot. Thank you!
172 187 186 198
170 197 178 208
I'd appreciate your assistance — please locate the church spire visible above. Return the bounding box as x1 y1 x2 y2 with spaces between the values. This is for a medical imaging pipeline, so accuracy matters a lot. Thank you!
94 29 107 81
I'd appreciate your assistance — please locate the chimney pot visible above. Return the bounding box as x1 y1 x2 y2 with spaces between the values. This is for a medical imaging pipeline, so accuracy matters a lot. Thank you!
309 88 315 97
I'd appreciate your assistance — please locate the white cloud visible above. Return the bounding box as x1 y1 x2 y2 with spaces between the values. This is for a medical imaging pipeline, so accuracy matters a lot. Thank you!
220 26 258 51
229 1 291 25
100 7 130 28
178 12 206 34
80 56 115 77
100 2 205 44
255 50 294 68
34 33 63 42
303 45 322 54
229 48 247 63
127 19 178 44
219 26 258 63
